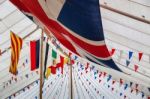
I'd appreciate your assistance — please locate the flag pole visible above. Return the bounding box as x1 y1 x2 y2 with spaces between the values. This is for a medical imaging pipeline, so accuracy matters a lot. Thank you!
69 57 73 99
39 29 44 99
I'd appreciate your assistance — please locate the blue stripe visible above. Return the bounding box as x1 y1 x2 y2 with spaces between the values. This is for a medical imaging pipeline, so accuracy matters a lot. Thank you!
36 40 40 69
58 0 104 41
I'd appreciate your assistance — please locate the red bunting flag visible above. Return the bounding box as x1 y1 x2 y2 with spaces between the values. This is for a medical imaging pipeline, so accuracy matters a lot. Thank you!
85 62 89 70
138 52 143 61
86 70 88 73
69 52 72 57
99 72 102 78
135 84 138 89
135 89 139 95
56 56 64 74
110 48 115 56
99 80 101 83
0 49 1 56
112 80 116 85
120 79 123 85
103 72 107 78
50 66 57 74
134 65 139 72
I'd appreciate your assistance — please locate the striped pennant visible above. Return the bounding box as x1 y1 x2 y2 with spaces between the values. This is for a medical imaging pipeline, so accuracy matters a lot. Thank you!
9 31 23 75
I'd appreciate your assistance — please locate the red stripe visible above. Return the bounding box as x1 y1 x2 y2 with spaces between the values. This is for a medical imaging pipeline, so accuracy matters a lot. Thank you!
17 0 110 58
10 0 30 13
30 41 36 71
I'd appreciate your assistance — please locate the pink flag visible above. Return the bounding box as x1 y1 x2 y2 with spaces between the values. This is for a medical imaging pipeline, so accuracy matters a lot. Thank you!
134 65 139 72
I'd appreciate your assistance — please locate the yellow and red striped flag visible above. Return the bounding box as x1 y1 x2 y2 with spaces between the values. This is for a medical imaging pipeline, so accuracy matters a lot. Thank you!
9 31 23 75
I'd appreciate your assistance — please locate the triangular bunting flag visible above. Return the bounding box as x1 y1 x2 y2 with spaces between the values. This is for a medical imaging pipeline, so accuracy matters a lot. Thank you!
129 51 133 60
120 79 123 86
124 84 128 90
110 48 115 56
134 65 139 72
126 60 130 66
130 82 133 87
139 52 143 61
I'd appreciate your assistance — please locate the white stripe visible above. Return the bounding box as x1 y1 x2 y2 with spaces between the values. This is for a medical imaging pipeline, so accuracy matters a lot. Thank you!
58 20 106 46
38 0 65 20
62 34 112 61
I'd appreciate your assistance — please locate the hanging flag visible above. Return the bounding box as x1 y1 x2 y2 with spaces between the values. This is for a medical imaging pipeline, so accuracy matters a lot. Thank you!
120 93 123 96
45 67 51 79
130 82 133 87
112 80 116 85
52 49 57 59
124 84 128 90
129 51 133 60
56 55 64 74
43 43 49 78
26 59 28 63
10 0 122 72
50 66 57 74
134 65 139 72
120 79 123 86
135 84 138 89
103 72 107 78
0 49 1 56
30 40 40 71
110 48 115 56
138 52 143 61
141 92 144 98
107 75 112 82
148 88 150 92
64 57 69 64
9 31 23 75
126 60 130 66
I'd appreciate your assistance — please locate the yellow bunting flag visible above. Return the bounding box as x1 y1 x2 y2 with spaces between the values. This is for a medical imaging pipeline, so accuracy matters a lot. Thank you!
46 67 51 79
64 57 69 64
9 31 23 75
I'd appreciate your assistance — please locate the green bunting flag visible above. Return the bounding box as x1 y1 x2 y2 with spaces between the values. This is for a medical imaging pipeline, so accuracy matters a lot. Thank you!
52 49 57 59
